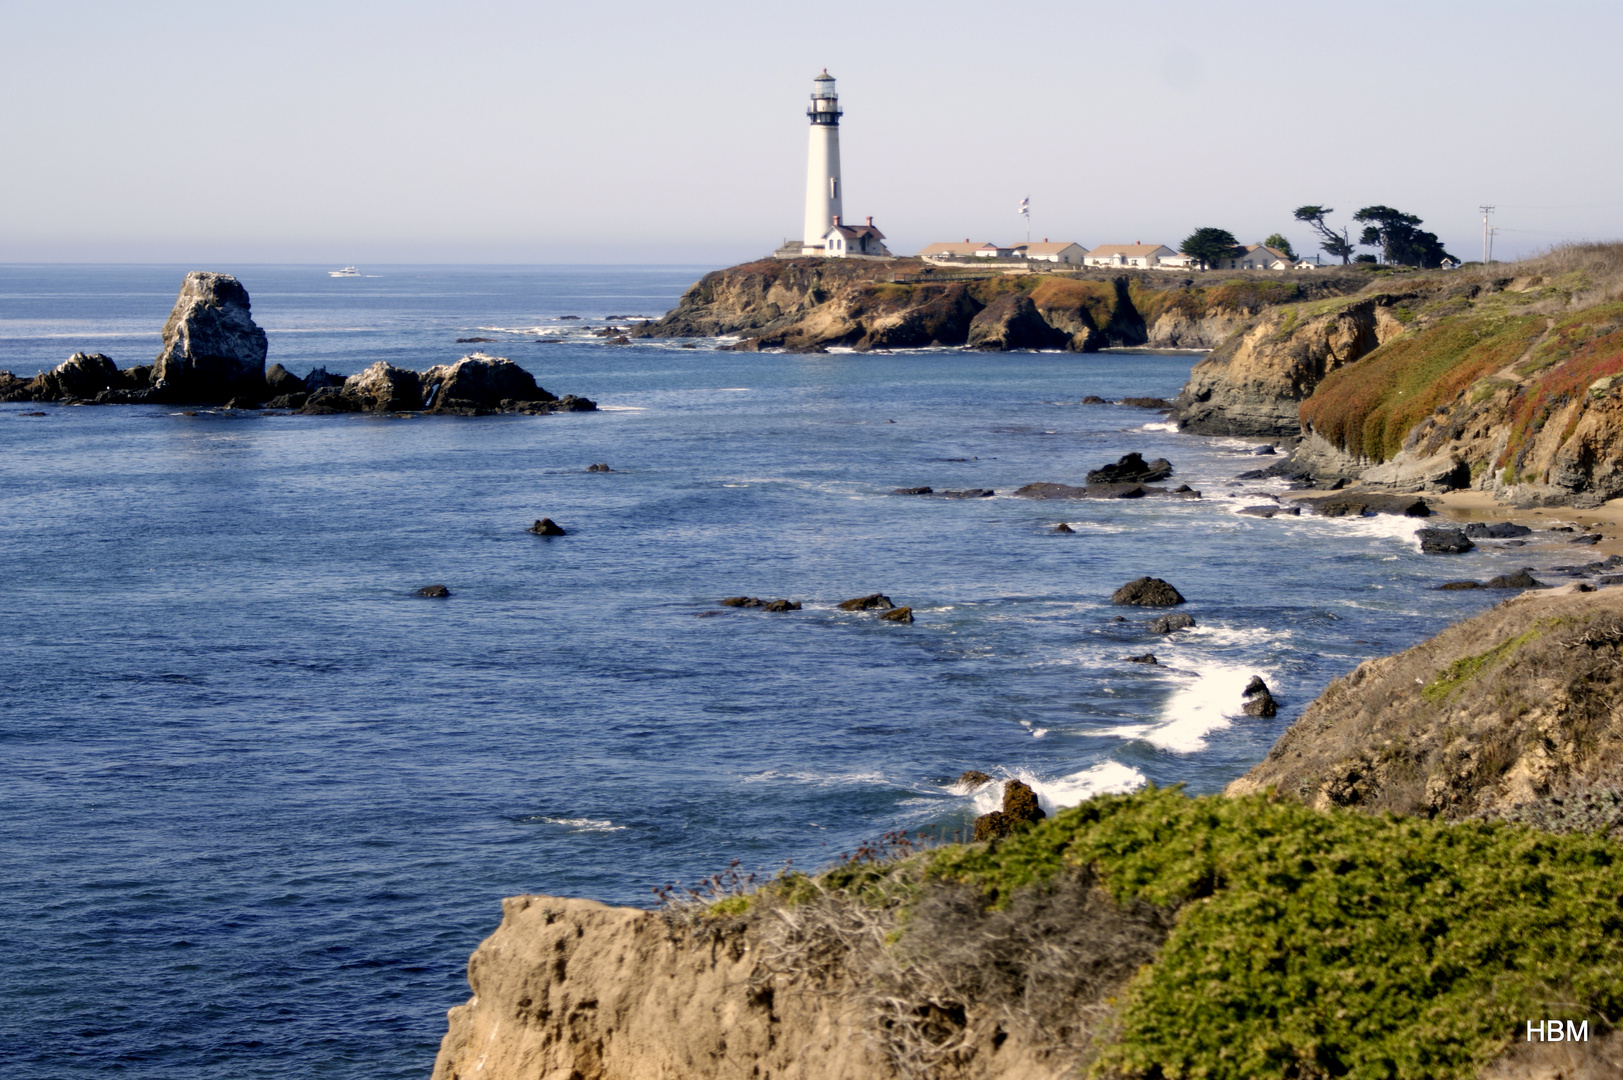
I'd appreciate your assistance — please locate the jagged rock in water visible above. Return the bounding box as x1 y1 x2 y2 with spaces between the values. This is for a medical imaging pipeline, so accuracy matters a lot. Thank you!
1054 522 1075 533
1087 452 1172 484
344 362 425 412
423 354 559 411
1126 653 1158 664
416 584 451 598
1112 577 1186 607
965 294 1068 351
32 352 120 401
762 600 801 612
838 593 894 611
1149 614 1197 634
940 489 993 499
1081 395 1108 404
299 387 361 414
1419 527 1474 554
529 518 567 536
1464 521 1532 538
1437 581 1484 590
265 363 304 396
958 770 992 787
1299 492 1432 517
304 367 346 392
1238 505 1300 517
893 486 933 495
586 463 613 472
972 779 1047 841
721 597 764 608
1242 675 1277 717
880 606 914 623
151 272 269 402
1118 397 1173 409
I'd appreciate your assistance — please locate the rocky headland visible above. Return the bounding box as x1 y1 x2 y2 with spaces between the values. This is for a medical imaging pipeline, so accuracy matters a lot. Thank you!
1170 243 1623 510
0 271 595 415
632 257 1367 353
434 587 1623 1080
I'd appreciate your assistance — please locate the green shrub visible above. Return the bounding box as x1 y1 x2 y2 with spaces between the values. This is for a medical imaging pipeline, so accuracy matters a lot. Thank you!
923 788 1623 1078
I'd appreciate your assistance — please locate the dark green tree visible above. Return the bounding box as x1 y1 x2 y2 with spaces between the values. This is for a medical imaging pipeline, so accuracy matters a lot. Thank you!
1180 227 1243 268
1293 205 1355 264
1351 205 1456 268
1263 233 1298 261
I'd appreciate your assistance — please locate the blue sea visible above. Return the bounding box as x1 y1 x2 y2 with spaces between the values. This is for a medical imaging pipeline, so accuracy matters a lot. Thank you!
0 265 1571 1077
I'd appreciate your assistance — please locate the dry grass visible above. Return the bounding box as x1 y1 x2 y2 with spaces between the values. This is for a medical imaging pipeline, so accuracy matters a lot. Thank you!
745 867 1172 1080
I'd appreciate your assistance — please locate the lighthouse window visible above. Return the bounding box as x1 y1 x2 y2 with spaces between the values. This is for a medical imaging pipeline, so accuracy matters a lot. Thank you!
830 178 838 199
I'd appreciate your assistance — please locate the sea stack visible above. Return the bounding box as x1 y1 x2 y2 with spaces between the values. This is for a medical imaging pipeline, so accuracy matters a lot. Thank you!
151 272 269 403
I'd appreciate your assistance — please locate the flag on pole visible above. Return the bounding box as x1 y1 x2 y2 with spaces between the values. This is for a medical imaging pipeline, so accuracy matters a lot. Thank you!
1018 197 1030 218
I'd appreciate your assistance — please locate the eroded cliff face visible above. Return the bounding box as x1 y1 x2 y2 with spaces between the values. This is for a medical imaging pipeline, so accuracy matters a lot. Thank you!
1227 585 1623 825
634 259 1365 354
1169 296 1408 437
431 887 1142 1080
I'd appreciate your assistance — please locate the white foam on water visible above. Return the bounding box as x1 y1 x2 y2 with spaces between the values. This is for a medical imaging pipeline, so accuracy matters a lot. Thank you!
596 405 646 412
717 387 751 392
969 761 1146 815
742 769 894 788
536 816 626 832
1139 421 1178 432
1103 660 1271 752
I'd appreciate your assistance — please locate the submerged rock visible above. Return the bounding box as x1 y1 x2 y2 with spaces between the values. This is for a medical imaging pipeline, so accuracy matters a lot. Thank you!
529 518 567 536
893 486 933 495
880 606 914 623
1238 505 1300 518
152 272 269 402
1112 577 1186 607
1118 396 1174 409
762 599 801 612
957 770 992 787
1086 452 1173 484
1437 580 1484 590
940 488 993 499
1150 614 1197 634
1126 653 1158 664
586 463 614 472
1053 522 1075 533
1485 569 1548 590
416 584 451 598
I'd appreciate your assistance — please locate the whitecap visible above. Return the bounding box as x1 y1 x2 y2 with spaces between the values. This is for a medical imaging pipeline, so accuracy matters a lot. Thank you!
969 761 1145 815
1140 421 1178 432
1103 661 1269 752
535 816 626 832
596 404 646 412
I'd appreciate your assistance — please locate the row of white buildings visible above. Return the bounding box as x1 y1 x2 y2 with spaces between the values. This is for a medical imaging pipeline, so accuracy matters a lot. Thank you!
915 240 1317 271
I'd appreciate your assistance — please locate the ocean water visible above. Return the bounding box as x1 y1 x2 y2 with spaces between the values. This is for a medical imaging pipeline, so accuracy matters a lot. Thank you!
0 265 1580 1078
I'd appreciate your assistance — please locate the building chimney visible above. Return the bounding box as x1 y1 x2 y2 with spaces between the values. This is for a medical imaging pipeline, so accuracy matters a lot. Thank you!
1043 237 1048 243
964 238 969 243
832 214 841 226
866 216 873 226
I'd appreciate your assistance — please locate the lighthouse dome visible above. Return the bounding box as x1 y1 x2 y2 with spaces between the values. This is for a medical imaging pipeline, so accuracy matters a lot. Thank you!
811 70 836 98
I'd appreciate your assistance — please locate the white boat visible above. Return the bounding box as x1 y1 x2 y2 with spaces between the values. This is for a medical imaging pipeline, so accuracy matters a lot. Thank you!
329 266 361 278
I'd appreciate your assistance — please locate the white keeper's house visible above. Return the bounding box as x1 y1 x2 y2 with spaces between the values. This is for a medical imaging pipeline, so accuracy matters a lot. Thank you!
1023 240 1088 264
1083 243 1178 268
1215 244 1294 270
823 216 890 257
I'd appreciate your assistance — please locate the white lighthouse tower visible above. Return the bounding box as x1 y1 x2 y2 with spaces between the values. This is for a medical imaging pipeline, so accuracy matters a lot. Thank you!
801 70 843 252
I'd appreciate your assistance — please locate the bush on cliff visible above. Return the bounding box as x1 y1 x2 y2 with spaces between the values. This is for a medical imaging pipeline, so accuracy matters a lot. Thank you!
728 787 1623 1079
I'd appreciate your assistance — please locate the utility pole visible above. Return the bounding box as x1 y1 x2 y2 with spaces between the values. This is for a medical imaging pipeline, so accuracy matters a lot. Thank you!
1488 226 1500 265
1479 205 1495 265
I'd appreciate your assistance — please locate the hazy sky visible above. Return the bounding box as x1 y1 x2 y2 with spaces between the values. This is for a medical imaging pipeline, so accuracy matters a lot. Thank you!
4 1 1621 264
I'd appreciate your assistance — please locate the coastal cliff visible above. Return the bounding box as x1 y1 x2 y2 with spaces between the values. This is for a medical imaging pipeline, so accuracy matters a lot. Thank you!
633 258 1365 353
1171 244 1623 507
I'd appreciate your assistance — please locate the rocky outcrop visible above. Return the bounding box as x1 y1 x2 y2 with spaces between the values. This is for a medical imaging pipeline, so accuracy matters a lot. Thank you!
529 518 567 536
1227 585 1623 821
31 352 121 401
423 353 554 411
637 258 1364 354
1169 295 1408 437
1241 676 1277 717
343 362 423 412
973 779 1047 840
151 272 269 402
839 593 895 611
965 294 1067 351
1012 482 1197 500
1111 578 1185 607
1085 452 1172 484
